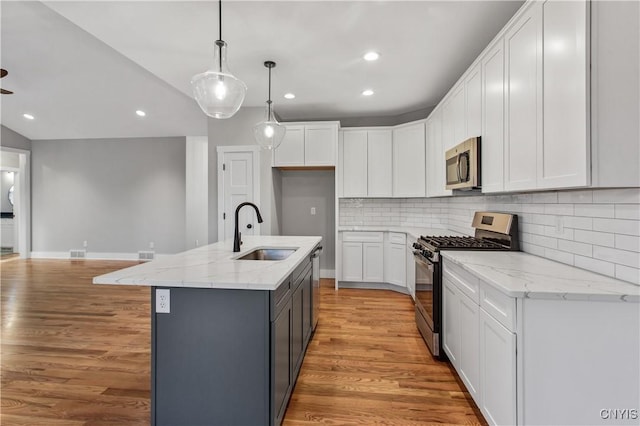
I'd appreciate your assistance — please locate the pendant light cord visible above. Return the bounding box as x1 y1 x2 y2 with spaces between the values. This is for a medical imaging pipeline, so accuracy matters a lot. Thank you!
218 0 222 41
268 66 273 120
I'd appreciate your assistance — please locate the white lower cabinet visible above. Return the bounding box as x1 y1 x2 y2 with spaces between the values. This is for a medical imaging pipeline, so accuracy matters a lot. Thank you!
443 260 515 426
362 242 384 282
340 232 409 292
341 242 364 282
479 308 516 426
340 232 383 283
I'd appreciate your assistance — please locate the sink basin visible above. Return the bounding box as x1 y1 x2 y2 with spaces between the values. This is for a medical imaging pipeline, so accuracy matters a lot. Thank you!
237 248 297 261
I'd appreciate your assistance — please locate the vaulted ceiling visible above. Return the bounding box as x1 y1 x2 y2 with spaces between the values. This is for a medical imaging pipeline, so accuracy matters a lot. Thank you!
0 1 523 140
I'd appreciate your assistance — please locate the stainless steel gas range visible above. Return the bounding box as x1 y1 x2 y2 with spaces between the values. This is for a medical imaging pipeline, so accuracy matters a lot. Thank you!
412 212 519 359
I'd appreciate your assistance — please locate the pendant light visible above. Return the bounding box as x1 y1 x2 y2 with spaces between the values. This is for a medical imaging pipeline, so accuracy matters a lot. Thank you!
191 0 247 119
253 61 286 150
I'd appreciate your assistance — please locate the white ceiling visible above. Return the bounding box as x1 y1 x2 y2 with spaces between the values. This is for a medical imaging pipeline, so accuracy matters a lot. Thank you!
0 0 523 141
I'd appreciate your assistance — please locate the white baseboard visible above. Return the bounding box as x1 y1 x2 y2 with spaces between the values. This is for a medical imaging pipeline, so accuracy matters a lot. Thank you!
30 251 171 261
320 269 335 279
338 280 410 295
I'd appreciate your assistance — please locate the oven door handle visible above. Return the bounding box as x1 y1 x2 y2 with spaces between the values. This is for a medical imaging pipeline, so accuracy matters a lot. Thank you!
413 253 434 271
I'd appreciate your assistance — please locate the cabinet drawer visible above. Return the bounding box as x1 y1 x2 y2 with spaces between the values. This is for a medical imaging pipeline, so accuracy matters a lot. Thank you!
342 231 383 243
480 282 516 332
388 232 406 245
443 261 480 304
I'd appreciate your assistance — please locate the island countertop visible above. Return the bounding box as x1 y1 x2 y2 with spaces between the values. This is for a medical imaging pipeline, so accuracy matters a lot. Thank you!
93 235 322 291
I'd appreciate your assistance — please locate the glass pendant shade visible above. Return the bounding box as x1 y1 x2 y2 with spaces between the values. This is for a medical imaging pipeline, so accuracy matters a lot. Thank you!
253 101 286 150
191 40 247 119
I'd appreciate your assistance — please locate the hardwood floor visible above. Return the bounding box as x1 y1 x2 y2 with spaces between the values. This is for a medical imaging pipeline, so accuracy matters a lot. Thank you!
1 259 485 425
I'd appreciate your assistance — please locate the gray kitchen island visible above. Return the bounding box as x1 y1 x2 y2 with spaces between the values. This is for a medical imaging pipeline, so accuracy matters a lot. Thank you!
94 235 323 426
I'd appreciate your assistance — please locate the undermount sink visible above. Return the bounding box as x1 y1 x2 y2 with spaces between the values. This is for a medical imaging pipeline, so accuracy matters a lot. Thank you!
237 248 297 261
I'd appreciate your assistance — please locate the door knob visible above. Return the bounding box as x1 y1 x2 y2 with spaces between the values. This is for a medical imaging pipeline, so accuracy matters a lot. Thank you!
247 224 253 229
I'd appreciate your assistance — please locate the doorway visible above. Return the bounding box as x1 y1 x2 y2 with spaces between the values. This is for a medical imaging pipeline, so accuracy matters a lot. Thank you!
217 146 261 242
0 148 30 258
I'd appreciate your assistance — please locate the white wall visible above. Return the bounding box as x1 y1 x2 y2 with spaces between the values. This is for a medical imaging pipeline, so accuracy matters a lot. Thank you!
207 107 280 242
339 187 640 285
32 137 186 255
281 170 335 271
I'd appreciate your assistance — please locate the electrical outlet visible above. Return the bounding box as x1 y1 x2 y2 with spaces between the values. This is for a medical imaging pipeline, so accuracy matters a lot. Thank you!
310 207 316 215
156 289 170 314
149 241 155 249
83 240 88 248
555 216 564 233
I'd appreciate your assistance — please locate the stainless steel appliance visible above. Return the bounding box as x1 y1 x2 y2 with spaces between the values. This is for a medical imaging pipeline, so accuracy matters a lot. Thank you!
413 212 518 359
445 137 480 190
310 245 322 330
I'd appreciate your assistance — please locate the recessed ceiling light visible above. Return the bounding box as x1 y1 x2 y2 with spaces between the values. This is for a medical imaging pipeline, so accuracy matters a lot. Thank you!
284 93 296 100
362 89 374 96
364 51 380 61
23 113 35 120
136 110 146 117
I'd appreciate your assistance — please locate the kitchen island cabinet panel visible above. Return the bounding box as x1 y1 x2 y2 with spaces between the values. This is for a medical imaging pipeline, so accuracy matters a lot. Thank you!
152 288 270 426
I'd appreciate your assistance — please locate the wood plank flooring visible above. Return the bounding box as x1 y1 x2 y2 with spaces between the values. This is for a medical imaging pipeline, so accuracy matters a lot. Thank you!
1 259 485 425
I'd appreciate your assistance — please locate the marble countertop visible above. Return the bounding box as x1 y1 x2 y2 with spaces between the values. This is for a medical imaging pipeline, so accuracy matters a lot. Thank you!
93 235 322 291
441 251 640 302
338 225 463 240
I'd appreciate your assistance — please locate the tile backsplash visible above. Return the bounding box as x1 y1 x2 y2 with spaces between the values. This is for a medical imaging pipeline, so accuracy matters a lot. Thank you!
339 188 640 285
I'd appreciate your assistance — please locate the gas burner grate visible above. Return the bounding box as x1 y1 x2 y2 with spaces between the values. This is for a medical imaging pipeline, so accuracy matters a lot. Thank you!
418 235 506 250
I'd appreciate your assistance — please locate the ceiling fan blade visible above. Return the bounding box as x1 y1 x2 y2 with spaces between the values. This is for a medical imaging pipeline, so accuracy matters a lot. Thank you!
0 69 7 78
0 88 13 95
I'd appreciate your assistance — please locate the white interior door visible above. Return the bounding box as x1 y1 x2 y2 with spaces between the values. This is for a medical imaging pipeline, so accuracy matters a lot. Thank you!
217 146 260 242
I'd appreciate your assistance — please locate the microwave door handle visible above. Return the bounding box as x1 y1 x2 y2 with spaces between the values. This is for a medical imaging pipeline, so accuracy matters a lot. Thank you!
456 154 462 182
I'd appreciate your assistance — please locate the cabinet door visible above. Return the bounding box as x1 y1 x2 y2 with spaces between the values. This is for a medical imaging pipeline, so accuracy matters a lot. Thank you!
442 278 460 365
392 123 426 197
406 242 416 300
362 242 384 282
342 131 368 197
539 0 589 189
384 243 406 287
302 269 312 348
426 109 452 198
367 130 393 197
272 299 292 426
291 282 304 376
274 125 305 166
341 242 363 282
465 64 482 138
451 84 466 148
504 2 542 191
459 293 480 401
305 124 337 166
481 39 506 193
480 308 517 426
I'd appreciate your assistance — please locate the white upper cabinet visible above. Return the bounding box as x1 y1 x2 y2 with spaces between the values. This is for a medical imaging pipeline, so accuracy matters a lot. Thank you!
590 0 639 187
273 125 305 167
341 131 368 197
393 122 426 197
339 128 392 198
273 122 338 167
305 124 337 166
481 39 506 193
539 0 589 189
503 1 542 192
426 109 452 197
465 63 482 139
367 130 393 197
443 83 466 151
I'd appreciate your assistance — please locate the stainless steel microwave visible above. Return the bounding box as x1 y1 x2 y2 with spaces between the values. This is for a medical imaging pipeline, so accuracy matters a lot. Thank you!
445 137 480 190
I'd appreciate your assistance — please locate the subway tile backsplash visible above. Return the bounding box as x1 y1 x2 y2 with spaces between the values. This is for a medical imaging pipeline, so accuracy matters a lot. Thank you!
339 188 640 285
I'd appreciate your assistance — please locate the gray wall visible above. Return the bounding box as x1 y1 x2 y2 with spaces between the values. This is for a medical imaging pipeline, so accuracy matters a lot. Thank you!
32 137 186 254
1 125 32 151
281 170 335 271
0 171 14 213
208 107 280 242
